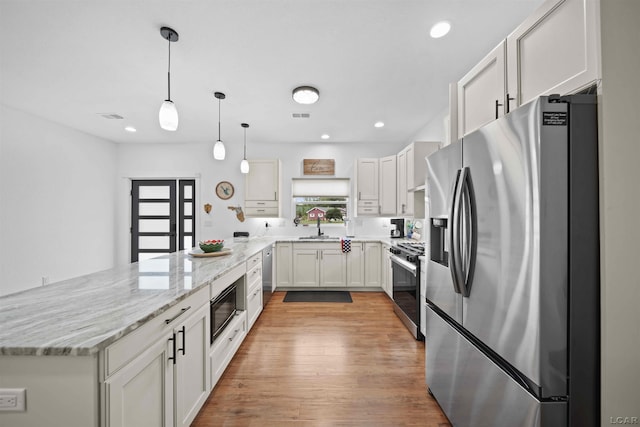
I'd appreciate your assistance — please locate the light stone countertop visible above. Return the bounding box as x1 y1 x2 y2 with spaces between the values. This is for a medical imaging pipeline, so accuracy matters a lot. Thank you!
0 235 413 357
0 238 276 357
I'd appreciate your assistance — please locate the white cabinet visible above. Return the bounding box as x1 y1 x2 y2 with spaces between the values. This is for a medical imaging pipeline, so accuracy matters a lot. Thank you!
456 0 600 137
174 303 210 427
397 142 440 216
506 0 600 108
246 253 263 329
292 243 346 287
275 242 293 288
346 242 364 287
457 41 507 137
379 155 397 215
245 159 281 217
103 287 210 427
105 334 174 427
355 158 379 216
381 244 392 298
363 242 381 288
209 311 247 387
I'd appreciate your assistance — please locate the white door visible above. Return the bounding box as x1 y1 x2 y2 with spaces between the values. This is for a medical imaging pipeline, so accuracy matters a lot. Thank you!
319 249 346 287
346 243 364 287
245 159 278 201
356 158 379 201
292 248 319 287
379 155 397 215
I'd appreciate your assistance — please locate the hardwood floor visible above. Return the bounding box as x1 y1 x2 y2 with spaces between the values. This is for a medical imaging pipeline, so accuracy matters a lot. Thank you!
192 291 451 427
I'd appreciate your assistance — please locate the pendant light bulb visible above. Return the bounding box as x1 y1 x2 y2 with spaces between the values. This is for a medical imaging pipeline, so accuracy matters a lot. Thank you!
159 27 179 131
213 92 226 160
240 123 250 174
213 140 226 160
240 159 250 174
159 100 178 131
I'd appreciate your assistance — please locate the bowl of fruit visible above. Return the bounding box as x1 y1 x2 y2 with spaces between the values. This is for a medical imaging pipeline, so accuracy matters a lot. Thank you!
198 239 225 253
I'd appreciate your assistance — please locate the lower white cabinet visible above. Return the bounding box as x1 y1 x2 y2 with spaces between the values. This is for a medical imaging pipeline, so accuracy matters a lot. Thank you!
105 334 174 427
364 242 381 288
247 275 263 329
104 294 210 427
382 243 393 298
292 243 346 287
209 311 247 387
275 242 293 287
346 242 365 287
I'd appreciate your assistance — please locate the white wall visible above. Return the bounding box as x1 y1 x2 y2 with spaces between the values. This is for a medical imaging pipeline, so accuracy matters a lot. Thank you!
115 139 413 265
0 105 117 296
599 0 640 422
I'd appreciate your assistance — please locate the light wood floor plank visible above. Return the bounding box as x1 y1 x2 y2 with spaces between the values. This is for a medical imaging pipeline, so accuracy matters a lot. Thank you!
192 291 451 426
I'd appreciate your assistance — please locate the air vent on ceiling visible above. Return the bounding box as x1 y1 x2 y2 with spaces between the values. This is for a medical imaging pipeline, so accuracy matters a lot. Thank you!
98 113 124 120
292 113 310 118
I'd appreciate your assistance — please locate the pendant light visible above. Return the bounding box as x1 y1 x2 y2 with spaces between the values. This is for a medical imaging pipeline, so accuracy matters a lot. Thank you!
213 92 226 160
158 27 179 131
240 123 250 174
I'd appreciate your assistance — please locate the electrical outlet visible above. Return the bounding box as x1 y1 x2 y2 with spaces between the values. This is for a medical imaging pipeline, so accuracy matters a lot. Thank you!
0 388 26 411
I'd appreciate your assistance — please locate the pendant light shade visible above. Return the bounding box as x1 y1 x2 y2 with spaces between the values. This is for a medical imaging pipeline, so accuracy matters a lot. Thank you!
213 92 226 160
159 27 179 131
159 100 178 131
240 123 250 174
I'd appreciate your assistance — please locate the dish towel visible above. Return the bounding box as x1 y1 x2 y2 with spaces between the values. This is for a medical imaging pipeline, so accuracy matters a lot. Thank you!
341 238 351 253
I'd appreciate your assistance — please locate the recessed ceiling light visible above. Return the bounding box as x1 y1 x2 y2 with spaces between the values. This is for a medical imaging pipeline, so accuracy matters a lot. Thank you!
374 121 385 128
125 126 137 132
321 134 330 140
430 21 451 39
292 86 320 104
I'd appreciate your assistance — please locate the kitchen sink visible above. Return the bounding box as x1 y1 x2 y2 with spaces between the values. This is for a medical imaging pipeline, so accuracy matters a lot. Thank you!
298 236 340 240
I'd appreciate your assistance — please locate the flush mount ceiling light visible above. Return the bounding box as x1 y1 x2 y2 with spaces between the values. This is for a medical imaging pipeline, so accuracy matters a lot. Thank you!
374 121 385 128
321 134 330 140
213 92 226 160
292 86 320 104
158 27 179 131
430 21 451 39
240 123 250 174
124 126 137 133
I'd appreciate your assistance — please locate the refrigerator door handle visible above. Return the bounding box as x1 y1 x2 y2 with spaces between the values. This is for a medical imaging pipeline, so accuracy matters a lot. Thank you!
459 167 476 297
449 169 465 294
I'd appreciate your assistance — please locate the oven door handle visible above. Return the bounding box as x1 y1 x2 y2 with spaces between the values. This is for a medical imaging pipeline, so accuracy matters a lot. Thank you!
391 255 417 276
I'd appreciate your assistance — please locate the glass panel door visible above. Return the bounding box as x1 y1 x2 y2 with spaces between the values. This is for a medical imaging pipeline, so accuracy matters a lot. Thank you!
131 180 177 262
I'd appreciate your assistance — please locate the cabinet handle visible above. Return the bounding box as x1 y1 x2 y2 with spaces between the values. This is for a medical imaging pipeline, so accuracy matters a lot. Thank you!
358 191 361 201
258 209 265 212
178 325 186 356
257 202 265 205
165 306 191 325
168 333 177 365
495 99 503 119
506 93 514 113
228 328 241 343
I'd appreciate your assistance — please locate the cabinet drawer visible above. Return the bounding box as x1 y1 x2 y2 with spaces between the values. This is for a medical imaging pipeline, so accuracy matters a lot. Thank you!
245 207 279 217
357 200 378 207
210 311 247 386
246 252 262 272
104 286 209 378
245 200 278 208
247 263 262 287
247 281 263 328
358 206 379 215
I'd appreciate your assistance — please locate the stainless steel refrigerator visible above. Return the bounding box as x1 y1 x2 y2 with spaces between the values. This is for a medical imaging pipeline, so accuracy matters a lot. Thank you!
425 95 599 427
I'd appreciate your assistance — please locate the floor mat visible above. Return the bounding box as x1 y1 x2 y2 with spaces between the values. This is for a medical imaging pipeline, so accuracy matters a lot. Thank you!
283 291 352 303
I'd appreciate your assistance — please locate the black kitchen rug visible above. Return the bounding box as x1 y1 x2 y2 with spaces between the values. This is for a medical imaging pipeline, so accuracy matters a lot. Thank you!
283 291 352 303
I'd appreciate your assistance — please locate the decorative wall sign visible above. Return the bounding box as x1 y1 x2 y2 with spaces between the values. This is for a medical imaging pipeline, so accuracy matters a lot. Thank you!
303 159 335 175
204 203 212 214
215 181 234 199
228 206 245 222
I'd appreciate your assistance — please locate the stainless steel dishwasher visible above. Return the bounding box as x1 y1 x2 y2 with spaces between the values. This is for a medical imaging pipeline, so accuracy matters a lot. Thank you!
262 245 274 306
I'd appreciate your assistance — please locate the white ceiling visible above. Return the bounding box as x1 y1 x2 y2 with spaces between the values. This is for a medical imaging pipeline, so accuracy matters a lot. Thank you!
0 0 542 146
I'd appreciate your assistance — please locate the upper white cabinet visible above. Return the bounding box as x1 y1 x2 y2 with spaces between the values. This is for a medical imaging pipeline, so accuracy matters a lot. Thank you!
379 155 397 215
355 158 379 216
506 0 600 107
245 159 281 217
397 142 440 217
456 0 600 137
457 41 507 137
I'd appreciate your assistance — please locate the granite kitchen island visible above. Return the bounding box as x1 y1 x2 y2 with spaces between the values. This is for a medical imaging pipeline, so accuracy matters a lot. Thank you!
0 237 275 427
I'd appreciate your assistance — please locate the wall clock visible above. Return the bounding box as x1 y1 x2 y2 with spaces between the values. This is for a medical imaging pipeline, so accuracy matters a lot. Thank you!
215 181 234 200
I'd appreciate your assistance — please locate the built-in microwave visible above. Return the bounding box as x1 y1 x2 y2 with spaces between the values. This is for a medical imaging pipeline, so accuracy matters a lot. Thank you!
210 284 237 344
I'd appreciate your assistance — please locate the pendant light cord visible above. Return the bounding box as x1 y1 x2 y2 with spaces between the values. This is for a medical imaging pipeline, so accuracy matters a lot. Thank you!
243 128 247 158
167 38 171 100
218 98 221 140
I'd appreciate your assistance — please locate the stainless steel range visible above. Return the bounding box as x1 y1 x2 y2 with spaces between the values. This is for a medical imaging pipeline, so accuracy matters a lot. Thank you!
390 241 425 340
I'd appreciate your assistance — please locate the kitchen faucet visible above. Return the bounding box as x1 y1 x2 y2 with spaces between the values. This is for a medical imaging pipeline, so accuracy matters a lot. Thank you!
317 217 323 237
